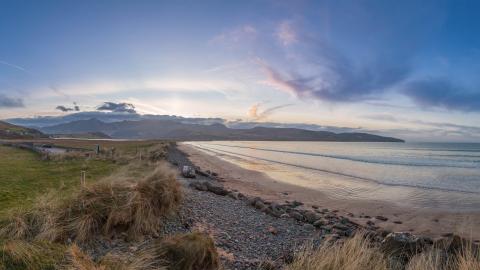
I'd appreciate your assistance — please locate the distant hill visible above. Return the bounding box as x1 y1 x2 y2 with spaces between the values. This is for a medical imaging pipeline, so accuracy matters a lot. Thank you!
0 121 47 139
41 118 404 142
50 132 112 139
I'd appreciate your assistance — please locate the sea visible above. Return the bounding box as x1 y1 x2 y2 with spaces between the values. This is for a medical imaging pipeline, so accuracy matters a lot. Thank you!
185 141 480 212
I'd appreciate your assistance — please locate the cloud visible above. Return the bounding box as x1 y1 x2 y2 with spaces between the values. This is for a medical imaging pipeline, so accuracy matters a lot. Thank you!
402 78 480 112
362 113 480 139
55 102 80 112
248 103 292 120
56 105 74 112
211 25 257 44
276 21 297 46
257 35 411 102
97 102 137 113
0 94 24 108
0 60 30 74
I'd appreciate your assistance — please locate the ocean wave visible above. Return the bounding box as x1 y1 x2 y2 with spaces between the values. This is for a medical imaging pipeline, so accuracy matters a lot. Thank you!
206 143 480 169
194 144 480 195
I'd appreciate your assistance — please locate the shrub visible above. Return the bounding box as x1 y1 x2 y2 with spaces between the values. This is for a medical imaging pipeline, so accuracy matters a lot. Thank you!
130 232 220 270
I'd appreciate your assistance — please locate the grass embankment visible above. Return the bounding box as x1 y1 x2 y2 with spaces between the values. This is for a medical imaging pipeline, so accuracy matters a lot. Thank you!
0 141 219 270
0 145 118 216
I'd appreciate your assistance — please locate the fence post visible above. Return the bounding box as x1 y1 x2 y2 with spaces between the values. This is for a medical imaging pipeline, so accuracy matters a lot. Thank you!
80 171 86 187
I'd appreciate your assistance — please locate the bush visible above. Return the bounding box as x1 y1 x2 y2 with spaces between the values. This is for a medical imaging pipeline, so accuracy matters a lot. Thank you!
131 232 220 270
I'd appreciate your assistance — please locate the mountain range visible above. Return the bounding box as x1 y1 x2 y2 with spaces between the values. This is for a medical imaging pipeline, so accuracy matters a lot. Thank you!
38 118 404 142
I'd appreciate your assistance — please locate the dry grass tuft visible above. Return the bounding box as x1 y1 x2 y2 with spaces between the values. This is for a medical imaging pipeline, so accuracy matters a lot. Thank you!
287 232 480 270
0 240 65 270
286 233 389 270
130 232 220 270
406 240 480 270
63 163 182 242
63 244 104 270
0 163 182 244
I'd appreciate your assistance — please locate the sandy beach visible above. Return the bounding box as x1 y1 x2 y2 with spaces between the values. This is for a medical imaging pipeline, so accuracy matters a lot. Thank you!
179 143 480 240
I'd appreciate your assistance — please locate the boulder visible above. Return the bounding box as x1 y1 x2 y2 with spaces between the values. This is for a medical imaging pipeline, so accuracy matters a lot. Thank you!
254 200 267 210
333 223 350 231
189 181 208 191
289 211 304 221
204 182 229 196
381 232 430 257
304 211 321 223
291 200 304 208
375 215 388 221
227 192 240 200
303 224 315 230
181 165 196 178
313 219 325 227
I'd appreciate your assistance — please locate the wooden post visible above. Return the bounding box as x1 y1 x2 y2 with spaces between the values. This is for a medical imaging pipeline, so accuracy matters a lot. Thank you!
80 171 86 187
95 144 100 155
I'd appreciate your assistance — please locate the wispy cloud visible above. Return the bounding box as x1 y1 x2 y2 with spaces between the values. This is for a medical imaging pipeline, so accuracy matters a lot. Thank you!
0 94 24 108
248 103 292 120
276 21 297 46
0 60 31 74
210 25 257 44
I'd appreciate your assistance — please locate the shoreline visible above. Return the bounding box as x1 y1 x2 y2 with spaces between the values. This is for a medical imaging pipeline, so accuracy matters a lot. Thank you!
179 143 480 240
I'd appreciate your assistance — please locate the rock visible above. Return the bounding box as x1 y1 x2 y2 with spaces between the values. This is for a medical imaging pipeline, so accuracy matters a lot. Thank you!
366 220 375 226
204 182 229 196
227 192 240 200
289 211 304 221
340 217 349 224
196 170 209 177
375 215 388 221
303 224 315 230
291 200 304 208
181 165 196 178
381 232 429 257
267 226 278 235
333 223 349 231
249 197 263 206
189 181 208 191
304 211 321 223
393 220 403 224
280 213 290 218
313 219 325 227
311 205 319 209
255 200 267 210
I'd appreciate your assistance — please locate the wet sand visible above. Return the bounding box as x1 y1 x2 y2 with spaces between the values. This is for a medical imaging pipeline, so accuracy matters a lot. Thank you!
179 143 480 240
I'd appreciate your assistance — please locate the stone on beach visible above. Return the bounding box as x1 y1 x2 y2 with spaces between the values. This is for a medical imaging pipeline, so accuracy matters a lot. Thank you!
181 165 196 178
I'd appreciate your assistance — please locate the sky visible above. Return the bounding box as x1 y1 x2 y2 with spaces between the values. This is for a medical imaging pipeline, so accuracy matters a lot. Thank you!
1 0 480 142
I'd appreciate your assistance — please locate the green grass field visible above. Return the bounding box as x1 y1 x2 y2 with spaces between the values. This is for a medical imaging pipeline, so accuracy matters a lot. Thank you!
0 145 120 216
